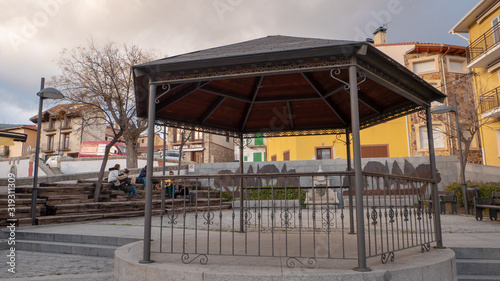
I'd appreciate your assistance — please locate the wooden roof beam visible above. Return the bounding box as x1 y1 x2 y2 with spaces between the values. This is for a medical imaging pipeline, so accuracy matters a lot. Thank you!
156 81 208 112
240 76 264 130
200 96 226 124
301 72 348 125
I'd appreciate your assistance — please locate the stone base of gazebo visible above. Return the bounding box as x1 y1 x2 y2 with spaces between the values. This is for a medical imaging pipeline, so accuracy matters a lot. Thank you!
114 237 456 281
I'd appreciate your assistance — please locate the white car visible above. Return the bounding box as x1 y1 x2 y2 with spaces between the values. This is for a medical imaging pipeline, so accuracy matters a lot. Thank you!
46 155 72 168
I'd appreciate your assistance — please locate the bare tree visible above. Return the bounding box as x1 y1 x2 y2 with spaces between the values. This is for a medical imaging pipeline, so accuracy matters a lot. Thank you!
177 130 192 175
51 39 157 201
415 72 493 184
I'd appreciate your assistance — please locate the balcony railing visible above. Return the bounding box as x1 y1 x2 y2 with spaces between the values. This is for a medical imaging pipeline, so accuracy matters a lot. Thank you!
466 23 500 64
479 86 500 114
152 172 436 267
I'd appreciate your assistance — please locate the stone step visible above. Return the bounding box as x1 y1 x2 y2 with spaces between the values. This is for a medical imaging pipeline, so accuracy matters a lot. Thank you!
0 206 44 217
2 231 139 246
37 187 94 196
456 259 500 275
452 247 500 260
15 239 119 258
0 198 46 206
458 274 500 281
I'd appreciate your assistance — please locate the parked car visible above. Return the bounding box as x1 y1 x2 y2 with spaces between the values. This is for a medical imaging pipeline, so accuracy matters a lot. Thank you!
45 155 72 168
78 141 126 158
141 150 185 160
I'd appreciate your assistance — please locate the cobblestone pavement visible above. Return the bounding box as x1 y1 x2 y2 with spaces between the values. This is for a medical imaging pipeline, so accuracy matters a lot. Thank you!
0 250 113 281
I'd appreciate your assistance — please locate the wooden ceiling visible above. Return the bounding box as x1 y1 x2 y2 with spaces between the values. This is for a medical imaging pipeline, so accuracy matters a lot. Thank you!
133 36 446 137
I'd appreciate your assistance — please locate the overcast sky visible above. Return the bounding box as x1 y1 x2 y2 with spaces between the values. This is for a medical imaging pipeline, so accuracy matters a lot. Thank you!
0 0 477 125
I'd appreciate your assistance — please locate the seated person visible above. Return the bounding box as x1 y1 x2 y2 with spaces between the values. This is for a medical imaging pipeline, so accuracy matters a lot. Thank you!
136 165 146 184
165 171 174 197
108 164 120 183
136 165 160 187
115 169 137 197
175 184 190 199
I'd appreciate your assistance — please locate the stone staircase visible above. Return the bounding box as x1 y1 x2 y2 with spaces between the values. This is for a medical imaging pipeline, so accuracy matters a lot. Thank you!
1 180 231 227
452 247 500 281
0 230 139 258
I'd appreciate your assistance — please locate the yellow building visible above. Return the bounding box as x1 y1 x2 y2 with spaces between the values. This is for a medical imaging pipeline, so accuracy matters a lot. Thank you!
267 29 478 162
0 125 37 158
451 0 500 167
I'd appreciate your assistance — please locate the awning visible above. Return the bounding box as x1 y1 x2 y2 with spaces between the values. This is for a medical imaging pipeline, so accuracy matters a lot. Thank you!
0 131 27 146
182 148 205 152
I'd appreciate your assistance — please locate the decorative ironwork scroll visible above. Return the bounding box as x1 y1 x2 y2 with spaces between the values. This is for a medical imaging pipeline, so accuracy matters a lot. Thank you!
381 252 395 264
421 243 430 253
286 257 317 268
181 253 208 265
155 84 171 104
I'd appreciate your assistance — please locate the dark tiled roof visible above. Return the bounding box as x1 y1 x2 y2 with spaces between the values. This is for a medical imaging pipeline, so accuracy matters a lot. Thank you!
140 35 360 66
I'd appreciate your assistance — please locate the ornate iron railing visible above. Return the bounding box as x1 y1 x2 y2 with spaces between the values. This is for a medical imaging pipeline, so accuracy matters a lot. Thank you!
479 86 500 114
361 172 436 263
152 172 436 268
466 22 500 64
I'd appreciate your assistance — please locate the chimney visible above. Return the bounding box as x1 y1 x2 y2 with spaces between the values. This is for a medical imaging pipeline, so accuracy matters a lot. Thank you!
373 26 387 44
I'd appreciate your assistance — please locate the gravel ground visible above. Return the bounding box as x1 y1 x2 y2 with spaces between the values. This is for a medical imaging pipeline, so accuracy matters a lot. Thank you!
0 251 113 281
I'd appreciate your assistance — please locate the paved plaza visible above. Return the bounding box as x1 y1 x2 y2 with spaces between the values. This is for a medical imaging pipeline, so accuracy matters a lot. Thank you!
1 211 499 280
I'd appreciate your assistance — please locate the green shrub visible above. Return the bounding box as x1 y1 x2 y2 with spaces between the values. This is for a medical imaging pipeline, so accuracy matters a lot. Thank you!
446 182 500 206
246 186 308 207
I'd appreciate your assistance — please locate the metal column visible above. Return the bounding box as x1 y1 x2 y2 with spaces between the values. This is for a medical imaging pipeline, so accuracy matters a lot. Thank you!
425 107 444 248
141 81 156 263
31 78 45 225
346 131 355 234
239 134 245 233
349 64 370 271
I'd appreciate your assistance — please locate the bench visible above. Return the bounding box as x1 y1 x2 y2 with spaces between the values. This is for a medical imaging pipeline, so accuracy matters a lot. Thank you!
439 191 457 214
474 192 500 221
418 191 457 214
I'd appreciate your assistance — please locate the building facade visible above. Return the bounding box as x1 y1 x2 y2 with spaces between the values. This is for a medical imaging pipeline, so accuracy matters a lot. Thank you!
266 29 481 163
30 104 106 159
167 128 234 163
452 0 500 167
234 134 266 162
0 125 37 158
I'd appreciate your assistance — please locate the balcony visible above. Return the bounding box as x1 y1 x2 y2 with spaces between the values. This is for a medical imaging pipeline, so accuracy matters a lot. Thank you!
466 23 500 69
480 86 500 118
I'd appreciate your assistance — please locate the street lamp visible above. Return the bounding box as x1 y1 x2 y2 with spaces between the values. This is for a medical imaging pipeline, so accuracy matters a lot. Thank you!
31 78 64 225
431 93 468 215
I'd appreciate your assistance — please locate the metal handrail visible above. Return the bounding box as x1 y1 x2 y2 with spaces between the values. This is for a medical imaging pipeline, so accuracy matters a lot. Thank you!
466 22 500 63
479 86 500 114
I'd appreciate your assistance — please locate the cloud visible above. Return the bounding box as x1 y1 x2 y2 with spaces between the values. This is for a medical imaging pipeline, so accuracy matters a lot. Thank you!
0 0 477 125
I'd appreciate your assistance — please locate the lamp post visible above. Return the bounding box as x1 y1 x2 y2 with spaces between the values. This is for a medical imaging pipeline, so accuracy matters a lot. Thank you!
431 93 468 214
31 78 64 225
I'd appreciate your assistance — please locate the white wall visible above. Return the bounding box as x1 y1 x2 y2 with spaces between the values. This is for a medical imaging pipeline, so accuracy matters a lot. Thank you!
0 156 175 178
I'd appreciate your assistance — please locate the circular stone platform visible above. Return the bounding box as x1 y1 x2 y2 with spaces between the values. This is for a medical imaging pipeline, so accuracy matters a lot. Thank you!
114 240 456 281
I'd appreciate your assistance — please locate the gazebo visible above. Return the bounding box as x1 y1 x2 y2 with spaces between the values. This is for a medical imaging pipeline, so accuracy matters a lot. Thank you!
132 35 447 272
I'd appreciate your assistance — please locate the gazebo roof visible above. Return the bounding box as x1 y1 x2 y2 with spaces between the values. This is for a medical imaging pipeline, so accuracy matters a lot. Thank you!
133 35 446 137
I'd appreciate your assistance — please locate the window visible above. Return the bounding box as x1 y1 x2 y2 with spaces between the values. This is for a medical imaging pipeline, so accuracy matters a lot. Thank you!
447 57 467 73
193 131 203 140
496 130 500 156
271 154 277 161
47 135 54 151
63 133 70 150
244 156 248 161
253 152 262 162
361 145 389 158
316 148 331 160
418 125 445 150
283 150 290 161
48 118 55 130
63 116 70 128
492 14 500 44
254 137 264 146
412 59 436 73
